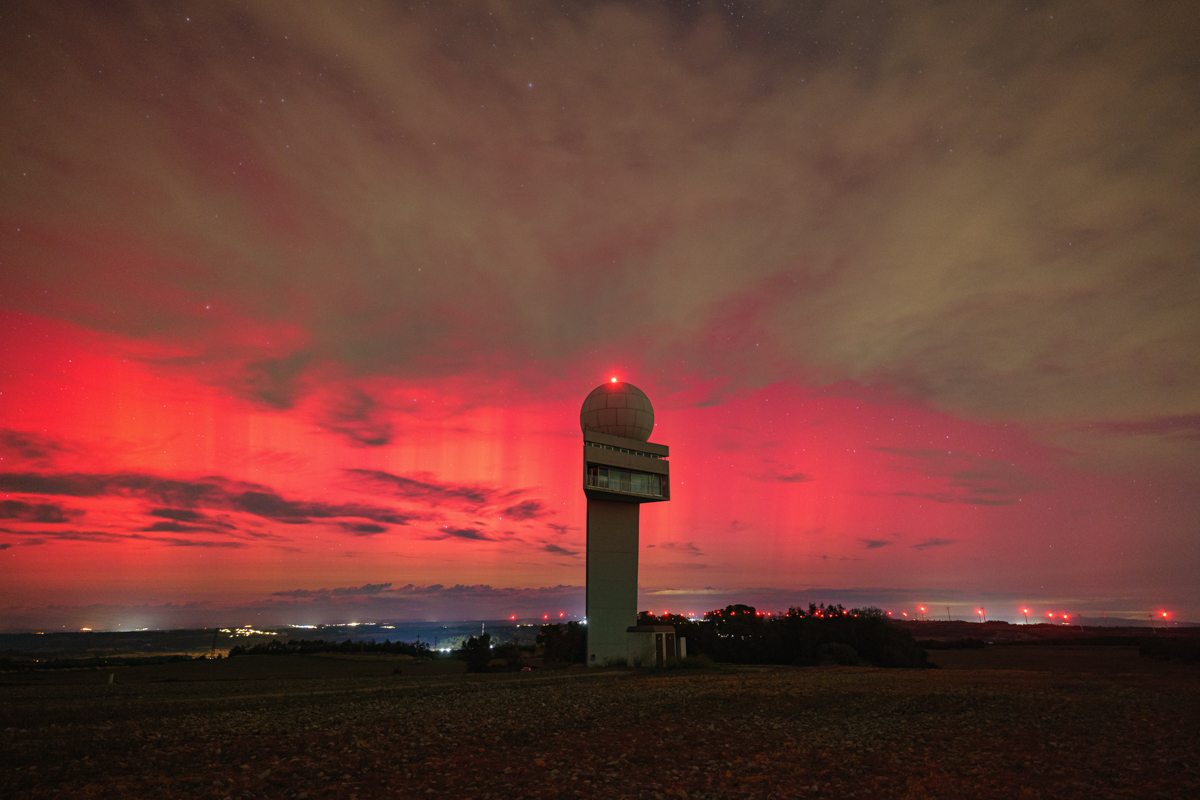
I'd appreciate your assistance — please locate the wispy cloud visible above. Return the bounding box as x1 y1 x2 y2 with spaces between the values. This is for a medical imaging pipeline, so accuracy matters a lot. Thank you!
339 522 388 536
346 469 496 511
0 471 426 526
317 387 394 447
860 539 891 550
647 541 704 556
272 582 394 599
873 448 1047 506
0 429 72 465
1085 415 1200 441
748 465 812 483
426 526 493 542
913 537 957 551
0 499 82 524
501 500 548 521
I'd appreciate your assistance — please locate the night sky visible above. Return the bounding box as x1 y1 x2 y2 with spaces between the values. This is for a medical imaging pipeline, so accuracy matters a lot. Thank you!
2 2 1198 631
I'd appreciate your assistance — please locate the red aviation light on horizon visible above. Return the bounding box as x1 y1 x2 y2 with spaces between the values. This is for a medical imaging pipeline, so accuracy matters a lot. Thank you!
510 615 516 621
611 377 618 383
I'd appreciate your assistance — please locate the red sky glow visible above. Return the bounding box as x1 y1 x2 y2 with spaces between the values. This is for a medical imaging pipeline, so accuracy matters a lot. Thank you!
1 2 1198 630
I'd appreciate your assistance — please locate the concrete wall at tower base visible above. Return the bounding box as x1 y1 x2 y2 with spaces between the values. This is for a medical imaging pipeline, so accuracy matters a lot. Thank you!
586 499 639 666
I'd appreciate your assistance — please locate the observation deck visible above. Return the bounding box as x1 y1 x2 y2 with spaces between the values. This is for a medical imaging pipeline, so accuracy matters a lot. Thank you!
582 429 669 503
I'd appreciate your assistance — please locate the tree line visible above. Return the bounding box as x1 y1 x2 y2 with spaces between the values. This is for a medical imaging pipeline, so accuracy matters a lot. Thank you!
530 604 932 668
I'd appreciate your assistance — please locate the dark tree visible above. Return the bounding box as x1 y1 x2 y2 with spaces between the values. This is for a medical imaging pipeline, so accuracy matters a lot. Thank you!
458 632 493 672
537 621 586 664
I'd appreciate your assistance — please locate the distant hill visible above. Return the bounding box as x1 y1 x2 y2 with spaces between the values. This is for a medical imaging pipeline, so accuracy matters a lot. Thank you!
893 619 1200 643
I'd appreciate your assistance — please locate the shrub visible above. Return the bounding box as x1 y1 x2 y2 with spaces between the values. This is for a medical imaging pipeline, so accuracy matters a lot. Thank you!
818 642 861 666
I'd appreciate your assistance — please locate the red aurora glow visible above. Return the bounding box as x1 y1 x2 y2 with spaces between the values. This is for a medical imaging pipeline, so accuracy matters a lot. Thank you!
1 3 1198 629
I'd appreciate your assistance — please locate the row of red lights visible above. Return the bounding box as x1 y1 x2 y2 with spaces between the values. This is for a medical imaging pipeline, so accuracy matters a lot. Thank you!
512 608 1173 622
509 611 700 621
884 606 1172 622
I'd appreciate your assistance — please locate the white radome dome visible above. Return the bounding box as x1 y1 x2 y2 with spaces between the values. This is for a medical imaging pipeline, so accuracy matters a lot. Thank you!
580 381 655 441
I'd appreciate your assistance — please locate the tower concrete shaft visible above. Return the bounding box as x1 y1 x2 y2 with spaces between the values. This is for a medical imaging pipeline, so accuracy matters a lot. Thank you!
581 426 669 666
586 499 639 665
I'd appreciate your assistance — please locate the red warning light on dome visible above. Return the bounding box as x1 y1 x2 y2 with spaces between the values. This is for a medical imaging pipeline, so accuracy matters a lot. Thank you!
611 377 618 383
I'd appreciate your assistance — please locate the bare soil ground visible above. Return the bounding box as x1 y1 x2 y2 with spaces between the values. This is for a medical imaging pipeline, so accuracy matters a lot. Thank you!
2 649 1198 799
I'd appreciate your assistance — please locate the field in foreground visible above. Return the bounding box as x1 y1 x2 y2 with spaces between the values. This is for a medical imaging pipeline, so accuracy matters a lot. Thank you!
2 649 1198 799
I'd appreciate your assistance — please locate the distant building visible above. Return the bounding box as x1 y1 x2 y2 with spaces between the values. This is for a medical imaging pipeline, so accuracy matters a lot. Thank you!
579 381 671 666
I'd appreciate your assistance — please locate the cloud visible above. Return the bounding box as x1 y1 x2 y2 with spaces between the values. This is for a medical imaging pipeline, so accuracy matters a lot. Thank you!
0 471 425 526
339 522 388 536
3 529 124 543
140 521 194 533
239 351 313 411
748 466 813 483
318 387 394 447
913 537 956 551
542 543 580 557
0 430 71 465
426 526 493 542
148 508 206 522
501 500 548 521
332 582 392 596
148 538 245 549
873 448 1048 506
1085 415 1200 441
647 541 704 556
0 499 82 524
860 539 891 550
545 523 574 535
347 469 496 511
2 0 1194 450
272 582 392 599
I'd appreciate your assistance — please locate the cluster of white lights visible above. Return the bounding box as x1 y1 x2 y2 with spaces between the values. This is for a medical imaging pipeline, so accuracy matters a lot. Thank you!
221 627 269 637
